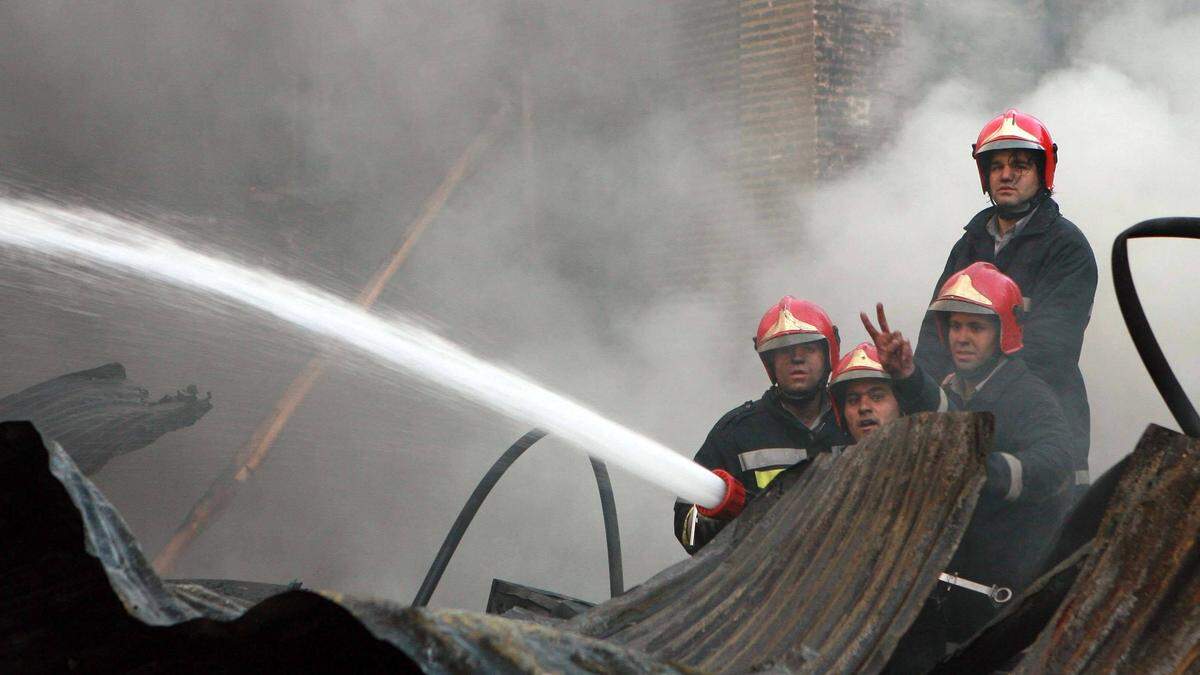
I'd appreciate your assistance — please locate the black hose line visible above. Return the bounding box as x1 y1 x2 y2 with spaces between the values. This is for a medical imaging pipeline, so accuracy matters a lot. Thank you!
411 429 545 607
409 218 1199 607
1111 217 1200 438
589 457 624 597
412 429 625 607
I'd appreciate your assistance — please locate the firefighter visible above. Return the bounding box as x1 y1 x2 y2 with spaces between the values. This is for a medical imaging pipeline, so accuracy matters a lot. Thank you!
673 296 852 554
913 109 1095 497
828 342 903 443
864 263 1075 639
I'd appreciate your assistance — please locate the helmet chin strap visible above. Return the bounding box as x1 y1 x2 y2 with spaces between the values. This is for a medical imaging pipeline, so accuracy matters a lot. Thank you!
992 187 1048 219
776 364 830 404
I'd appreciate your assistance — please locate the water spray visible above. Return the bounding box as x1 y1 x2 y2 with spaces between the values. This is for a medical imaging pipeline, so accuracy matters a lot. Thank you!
0 199 728 508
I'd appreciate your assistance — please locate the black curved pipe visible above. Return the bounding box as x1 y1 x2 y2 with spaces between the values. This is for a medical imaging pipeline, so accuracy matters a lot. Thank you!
1111 217 1200 438
412 429 625 606
589 457 624 597
411 429 545 607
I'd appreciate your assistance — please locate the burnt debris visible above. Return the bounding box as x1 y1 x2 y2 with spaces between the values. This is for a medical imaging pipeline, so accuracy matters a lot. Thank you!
568 411 991 673
3 414 1198 673
0 362 211 474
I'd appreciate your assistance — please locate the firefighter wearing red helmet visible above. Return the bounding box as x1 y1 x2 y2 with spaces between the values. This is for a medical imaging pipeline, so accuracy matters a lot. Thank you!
864 263 1075 642
914 109 1095 499
673 296 852 554
828 343 904 442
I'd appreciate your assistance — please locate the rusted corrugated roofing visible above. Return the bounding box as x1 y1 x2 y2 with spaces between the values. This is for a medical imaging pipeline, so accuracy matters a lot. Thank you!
1 413 990 672
568 411 991 673
0 420 685 672
8 412 1198 673
1013 424 1200 673
938 424 1200 673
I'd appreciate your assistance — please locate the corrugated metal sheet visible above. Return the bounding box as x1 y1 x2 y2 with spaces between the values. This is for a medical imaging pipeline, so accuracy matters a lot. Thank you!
1013 424 1200 673
0 362 211 474
0 420 682 673
7 414 1197 673
938 424 1200 673
568 411 990 673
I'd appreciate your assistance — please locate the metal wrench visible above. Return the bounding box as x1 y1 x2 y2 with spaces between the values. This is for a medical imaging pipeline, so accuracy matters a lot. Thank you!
938 572 1013 604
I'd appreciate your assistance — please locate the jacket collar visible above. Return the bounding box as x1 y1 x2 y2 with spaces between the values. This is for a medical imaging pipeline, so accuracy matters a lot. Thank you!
964 196 1060 241
763 387 834 434
946 357 1028 407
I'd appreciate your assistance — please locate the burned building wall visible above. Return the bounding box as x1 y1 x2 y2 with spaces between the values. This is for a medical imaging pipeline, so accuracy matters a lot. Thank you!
641 0 908 302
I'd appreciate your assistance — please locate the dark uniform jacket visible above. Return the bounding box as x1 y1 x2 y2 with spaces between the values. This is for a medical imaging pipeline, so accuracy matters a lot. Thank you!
673 388 852 554
893 357 1074 639
913 197 1096 486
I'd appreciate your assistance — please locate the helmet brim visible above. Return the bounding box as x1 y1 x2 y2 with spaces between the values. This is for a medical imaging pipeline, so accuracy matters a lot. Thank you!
829 370 891 389
756 332 826 354
975 139 1044 156
928 298 997 315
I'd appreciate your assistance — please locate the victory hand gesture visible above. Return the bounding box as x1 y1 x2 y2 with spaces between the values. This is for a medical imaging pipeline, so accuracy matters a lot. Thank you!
860 303 915 379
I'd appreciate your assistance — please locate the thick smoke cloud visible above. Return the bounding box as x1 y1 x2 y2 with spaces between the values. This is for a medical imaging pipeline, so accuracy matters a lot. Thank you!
0 0 1196 612
0 0 750 609
769 0 1200 476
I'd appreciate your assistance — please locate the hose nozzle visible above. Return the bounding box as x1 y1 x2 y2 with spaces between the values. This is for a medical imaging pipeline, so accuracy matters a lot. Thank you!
696 469 746 520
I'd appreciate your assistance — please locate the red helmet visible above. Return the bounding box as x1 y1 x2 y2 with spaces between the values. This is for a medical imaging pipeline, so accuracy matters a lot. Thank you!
754 297 839 384
928 262 1024 355
828 342 891 430
972 108 1058 192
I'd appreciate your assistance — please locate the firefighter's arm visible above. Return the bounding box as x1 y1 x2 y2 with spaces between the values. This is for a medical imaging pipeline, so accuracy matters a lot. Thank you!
674 427 747 554
890 364 951 415
1019 235 1098 387
984 385 1073 505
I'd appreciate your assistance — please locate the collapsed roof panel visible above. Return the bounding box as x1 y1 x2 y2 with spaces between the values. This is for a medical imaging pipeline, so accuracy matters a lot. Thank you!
0 419 682 672
0 362 211 474
568 411 991 672
1013 424 1200 674
7 412 1197 673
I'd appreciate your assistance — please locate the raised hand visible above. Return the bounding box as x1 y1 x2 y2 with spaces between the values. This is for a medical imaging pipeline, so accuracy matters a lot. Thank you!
860 302 915 379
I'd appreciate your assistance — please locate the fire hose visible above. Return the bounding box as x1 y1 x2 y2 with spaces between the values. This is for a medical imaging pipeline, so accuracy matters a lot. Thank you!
1112 217 1200 438
413 217 1200 609
412 429 624 607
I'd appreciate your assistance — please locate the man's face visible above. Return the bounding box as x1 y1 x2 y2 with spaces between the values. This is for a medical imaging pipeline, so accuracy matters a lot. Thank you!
987 149 1041 209
843 379 900 441
947 312 999 371
770 341 826 395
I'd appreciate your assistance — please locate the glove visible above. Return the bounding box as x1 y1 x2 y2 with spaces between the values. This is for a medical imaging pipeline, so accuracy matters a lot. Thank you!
696 469 746 520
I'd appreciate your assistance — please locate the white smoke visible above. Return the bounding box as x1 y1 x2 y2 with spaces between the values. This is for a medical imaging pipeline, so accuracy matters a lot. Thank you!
770 0 1200 475
1 0 1196 614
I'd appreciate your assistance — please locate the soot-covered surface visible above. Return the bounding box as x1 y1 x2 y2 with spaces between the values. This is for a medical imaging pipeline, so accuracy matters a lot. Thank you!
0 362 211 474
569 412 990 672
6 414 1196 673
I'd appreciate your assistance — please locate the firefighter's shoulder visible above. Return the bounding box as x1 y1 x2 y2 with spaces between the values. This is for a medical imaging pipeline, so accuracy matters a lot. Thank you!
712 400 759 431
